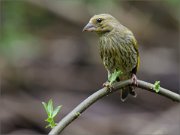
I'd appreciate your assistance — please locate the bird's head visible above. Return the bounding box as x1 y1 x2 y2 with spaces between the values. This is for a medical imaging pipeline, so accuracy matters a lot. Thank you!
83 14 118 35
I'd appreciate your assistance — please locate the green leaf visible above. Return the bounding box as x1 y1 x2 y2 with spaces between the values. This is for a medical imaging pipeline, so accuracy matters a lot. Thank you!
42 99 62 129
47 99 53 117
154 81 160 93
42 102 48 114
45 124 51 128
50 121 57 128
45 117 53 123
46 119 57 129
52 105 62 118
109 70 123 84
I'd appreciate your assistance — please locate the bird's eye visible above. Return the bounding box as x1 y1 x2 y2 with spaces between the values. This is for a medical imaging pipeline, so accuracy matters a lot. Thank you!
97 18 102 23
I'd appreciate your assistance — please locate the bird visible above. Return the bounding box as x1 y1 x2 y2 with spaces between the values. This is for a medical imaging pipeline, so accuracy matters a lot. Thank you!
83 14 140 101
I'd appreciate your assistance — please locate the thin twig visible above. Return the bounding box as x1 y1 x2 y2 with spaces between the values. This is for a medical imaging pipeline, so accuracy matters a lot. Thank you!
49 79 180 135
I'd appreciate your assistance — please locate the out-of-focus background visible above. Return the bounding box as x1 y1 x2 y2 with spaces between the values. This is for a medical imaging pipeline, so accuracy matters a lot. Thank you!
0 0 179 135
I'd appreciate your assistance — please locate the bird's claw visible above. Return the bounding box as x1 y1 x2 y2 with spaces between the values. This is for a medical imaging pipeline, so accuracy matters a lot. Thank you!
132 74 138 86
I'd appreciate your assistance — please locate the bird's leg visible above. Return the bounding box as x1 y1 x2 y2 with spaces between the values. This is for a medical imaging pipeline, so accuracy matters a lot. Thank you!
131 74 138 86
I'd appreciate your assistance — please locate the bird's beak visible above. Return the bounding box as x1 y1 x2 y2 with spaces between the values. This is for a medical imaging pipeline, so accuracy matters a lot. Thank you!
83 22 96 32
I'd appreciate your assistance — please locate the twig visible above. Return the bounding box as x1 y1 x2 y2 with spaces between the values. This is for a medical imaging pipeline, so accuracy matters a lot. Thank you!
48 79 180 135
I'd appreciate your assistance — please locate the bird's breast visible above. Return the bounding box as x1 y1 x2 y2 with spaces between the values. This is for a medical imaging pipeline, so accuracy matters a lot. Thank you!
98 35 137 74
99 36 124 73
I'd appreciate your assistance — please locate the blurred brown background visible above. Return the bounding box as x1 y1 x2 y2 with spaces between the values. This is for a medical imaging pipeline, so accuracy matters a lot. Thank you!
0 0 180 135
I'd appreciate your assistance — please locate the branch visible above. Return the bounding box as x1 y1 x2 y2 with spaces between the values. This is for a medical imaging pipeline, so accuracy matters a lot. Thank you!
49 79 180 135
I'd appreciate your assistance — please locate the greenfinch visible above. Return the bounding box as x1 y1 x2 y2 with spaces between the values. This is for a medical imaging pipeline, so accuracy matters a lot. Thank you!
83 14 140 101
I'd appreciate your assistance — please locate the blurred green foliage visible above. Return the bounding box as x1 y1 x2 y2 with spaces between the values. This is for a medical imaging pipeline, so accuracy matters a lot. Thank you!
0 1 58 63
165 0 180 7
1 1 35 62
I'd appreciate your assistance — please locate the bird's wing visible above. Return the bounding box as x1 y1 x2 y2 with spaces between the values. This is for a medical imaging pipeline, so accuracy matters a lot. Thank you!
131 37 140 73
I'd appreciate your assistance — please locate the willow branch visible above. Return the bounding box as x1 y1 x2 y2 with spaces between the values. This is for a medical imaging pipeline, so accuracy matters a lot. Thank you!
49 79 180 135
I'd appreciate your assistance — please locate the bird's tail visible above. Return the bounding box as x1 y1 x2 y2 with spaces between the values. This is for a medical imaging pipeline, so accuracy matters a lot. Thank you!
121 86 137 102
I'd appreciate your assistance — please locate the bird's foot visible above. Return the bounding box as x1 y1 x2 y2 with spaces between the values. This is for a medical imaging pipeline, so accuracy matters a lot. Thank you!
103 81 113 92
131 74 138 86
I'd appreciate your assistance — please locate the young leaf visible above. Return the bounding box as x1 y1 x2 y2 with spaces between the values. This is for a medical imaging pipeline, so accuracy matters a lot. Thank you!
50 120 57 128
52 105 62 118
45 117 53 123
154 81 160 93
116 70 123 76
45 124 51 128
42 99 62 129
109 70 123 84
47 99 53 117
42 102 48 114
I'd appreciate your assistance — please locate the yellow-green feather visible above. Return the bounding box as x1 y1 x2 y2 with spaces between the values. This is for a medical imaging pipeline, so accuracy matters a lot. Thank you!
99 29 138 75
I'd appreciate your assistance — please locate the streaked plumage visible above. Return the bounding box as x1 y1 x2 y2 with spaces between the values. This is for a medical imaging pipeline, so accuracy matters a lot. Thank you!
83 14 140 101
